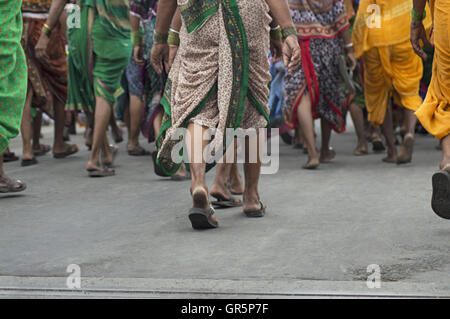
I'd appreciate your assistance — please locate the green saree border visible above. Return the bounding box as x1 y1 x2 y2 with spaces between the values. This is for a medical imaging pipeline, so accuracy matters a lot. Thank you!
248 91 270 128
222 0 250 129
179 0 219 34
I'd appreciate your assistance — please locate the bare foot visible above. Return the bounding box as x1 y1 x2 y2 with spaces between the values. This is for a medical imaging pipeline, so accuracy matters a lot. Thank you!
243 191 261 213
382 156 397 163
396 134 414 164
320 148 336 163
230 171 244 195
353 144 368 156
191 186 217 223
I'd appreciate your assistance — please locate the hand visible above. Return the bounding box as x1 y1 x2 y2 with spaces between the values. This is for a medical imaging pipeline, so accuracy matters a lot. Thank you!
270 38 283 63
133 45 145 65
150 43 169 75
282 34 301 74
410 19 432 60
35 33 50 61
346 51 357 70
168 46 179 71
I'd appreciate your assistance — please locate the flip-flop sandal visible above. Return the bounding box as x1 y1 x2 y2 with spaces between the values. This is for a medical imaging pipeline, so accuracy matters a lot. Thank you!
53 144 79 159
151 151 170 177
188 206 218 230
87 166 115 178
128 145 150 156
244 201 266 218
3 152 19 163
211 194 242 208
21 157 38 167
33 144 51 157
431 169 450 219
0 178 26 193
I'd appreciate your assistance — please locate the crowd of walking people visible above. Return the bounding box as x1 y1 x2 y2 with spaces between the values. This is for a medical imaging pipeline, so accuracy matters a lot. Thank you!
0 0 449 229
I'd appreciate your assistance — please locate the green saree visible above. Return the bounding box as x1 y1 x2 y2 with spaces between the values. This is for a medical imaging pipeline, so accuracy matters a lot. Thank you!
66 0 132 124
0 0 28 154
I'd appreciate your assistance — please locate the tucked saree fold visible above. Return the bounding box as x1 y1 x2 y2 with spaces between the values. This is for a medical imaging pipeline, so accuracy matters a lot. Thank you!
156 0 271 176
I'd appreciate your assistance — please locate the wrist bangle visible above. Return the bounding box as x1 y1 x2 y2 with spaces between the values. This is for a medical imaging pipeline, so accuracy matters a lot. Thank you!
345 42 354 48
153 31 168 44
131 30 143 46
270 25 282 40
411 7 426 21
42 23 52 37
281 27 297 40
168 28 180 47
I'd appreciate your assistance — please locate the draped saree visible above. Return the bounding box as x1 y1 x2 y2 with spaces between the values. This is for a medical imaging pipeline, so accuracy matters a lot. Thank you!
0 0 28 154
156 0 271 176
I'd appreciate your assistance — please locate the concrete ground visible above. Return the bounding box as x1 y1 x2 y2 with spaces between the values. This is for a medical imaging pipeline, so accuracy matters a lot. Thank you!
1 122 449 298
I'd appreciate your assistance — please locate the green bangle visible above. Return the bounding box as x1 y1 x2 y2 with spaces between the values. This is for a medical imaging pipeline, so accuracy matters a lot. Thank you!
168 29 180 47
270 26 282 40
281 27 297 40
131 30 143 46
411 7 426 21
153 31 168 44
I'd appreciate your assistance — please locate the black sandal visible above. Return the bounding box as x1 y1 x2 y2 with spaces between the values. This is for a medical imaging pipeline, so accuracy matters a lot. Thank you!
211 194 242 209
188 206 218 230
53 144 79 159
21 157 38 167
244 201 266 218
431 169 450 219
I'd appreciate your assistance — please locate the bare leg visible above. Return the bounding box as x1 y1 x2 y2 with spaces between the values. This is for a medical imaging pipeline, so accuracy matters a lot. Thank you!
381 101 397 163
186 123 215 218
109 112 123 143
397 109 416 164
319 118 335 163
243 131 264 213
52 98 78 155
86 96 113 172
297 93 319 169
441 134 450 170
127 95 144 149
21 88 34 161
32 111 42 149
230 162 244 195
153 109 163 138
349 102 368 155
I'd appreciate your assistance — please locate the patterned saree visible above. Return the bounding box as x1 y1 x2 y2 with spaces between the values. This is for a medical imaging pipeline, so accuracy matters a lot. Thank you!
156 0 271 176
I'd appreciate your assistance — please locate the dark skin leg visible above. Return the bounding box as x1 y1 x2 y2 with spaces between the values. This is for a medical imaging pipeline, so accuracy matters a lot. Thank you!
297 93 319 168
319 119 334 163
53 98 77 154
441 134 450 170
381 101 397 162
86 96 114 172
229 162 244 194
21 87 34 161
349 102 368 154
32 111 42 150
243 132 263 212
127 95 143 149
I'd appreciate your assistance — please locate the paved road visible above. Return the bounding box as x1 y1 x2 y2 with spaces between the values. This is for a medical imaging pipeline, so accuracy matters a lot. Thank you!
1 124 449 298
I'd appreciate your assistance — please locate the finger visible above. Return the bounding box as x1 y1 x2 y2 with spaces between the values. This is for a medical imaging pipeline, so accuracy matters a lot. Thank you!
421 33 432 48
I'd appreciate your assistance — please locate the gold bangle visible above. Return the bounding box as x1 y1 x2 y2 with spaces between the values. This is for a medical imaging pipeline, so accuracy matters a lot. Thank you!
167 29 180 47
270 26 282 40
42 23 52 37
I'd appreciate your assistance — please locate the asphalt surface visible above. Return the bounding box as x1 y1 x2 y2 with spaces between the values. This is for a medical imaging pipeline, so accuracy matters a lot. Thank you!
1 123 449 298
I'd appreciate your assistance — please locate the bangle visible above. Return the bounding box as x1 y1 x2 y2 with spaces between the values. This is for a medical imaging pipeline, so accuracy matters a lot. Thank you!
281 27 297 40
153 31 168 44
345 42 354 48
168 28 180 47
411 7 426 21
42 23 52 37
270 25 282 40
131 30 143 46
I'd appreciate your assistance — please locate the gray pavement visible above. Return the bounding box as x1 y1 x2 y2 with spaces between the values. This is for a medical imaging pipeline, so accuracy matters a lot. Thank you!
1 123 449 298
